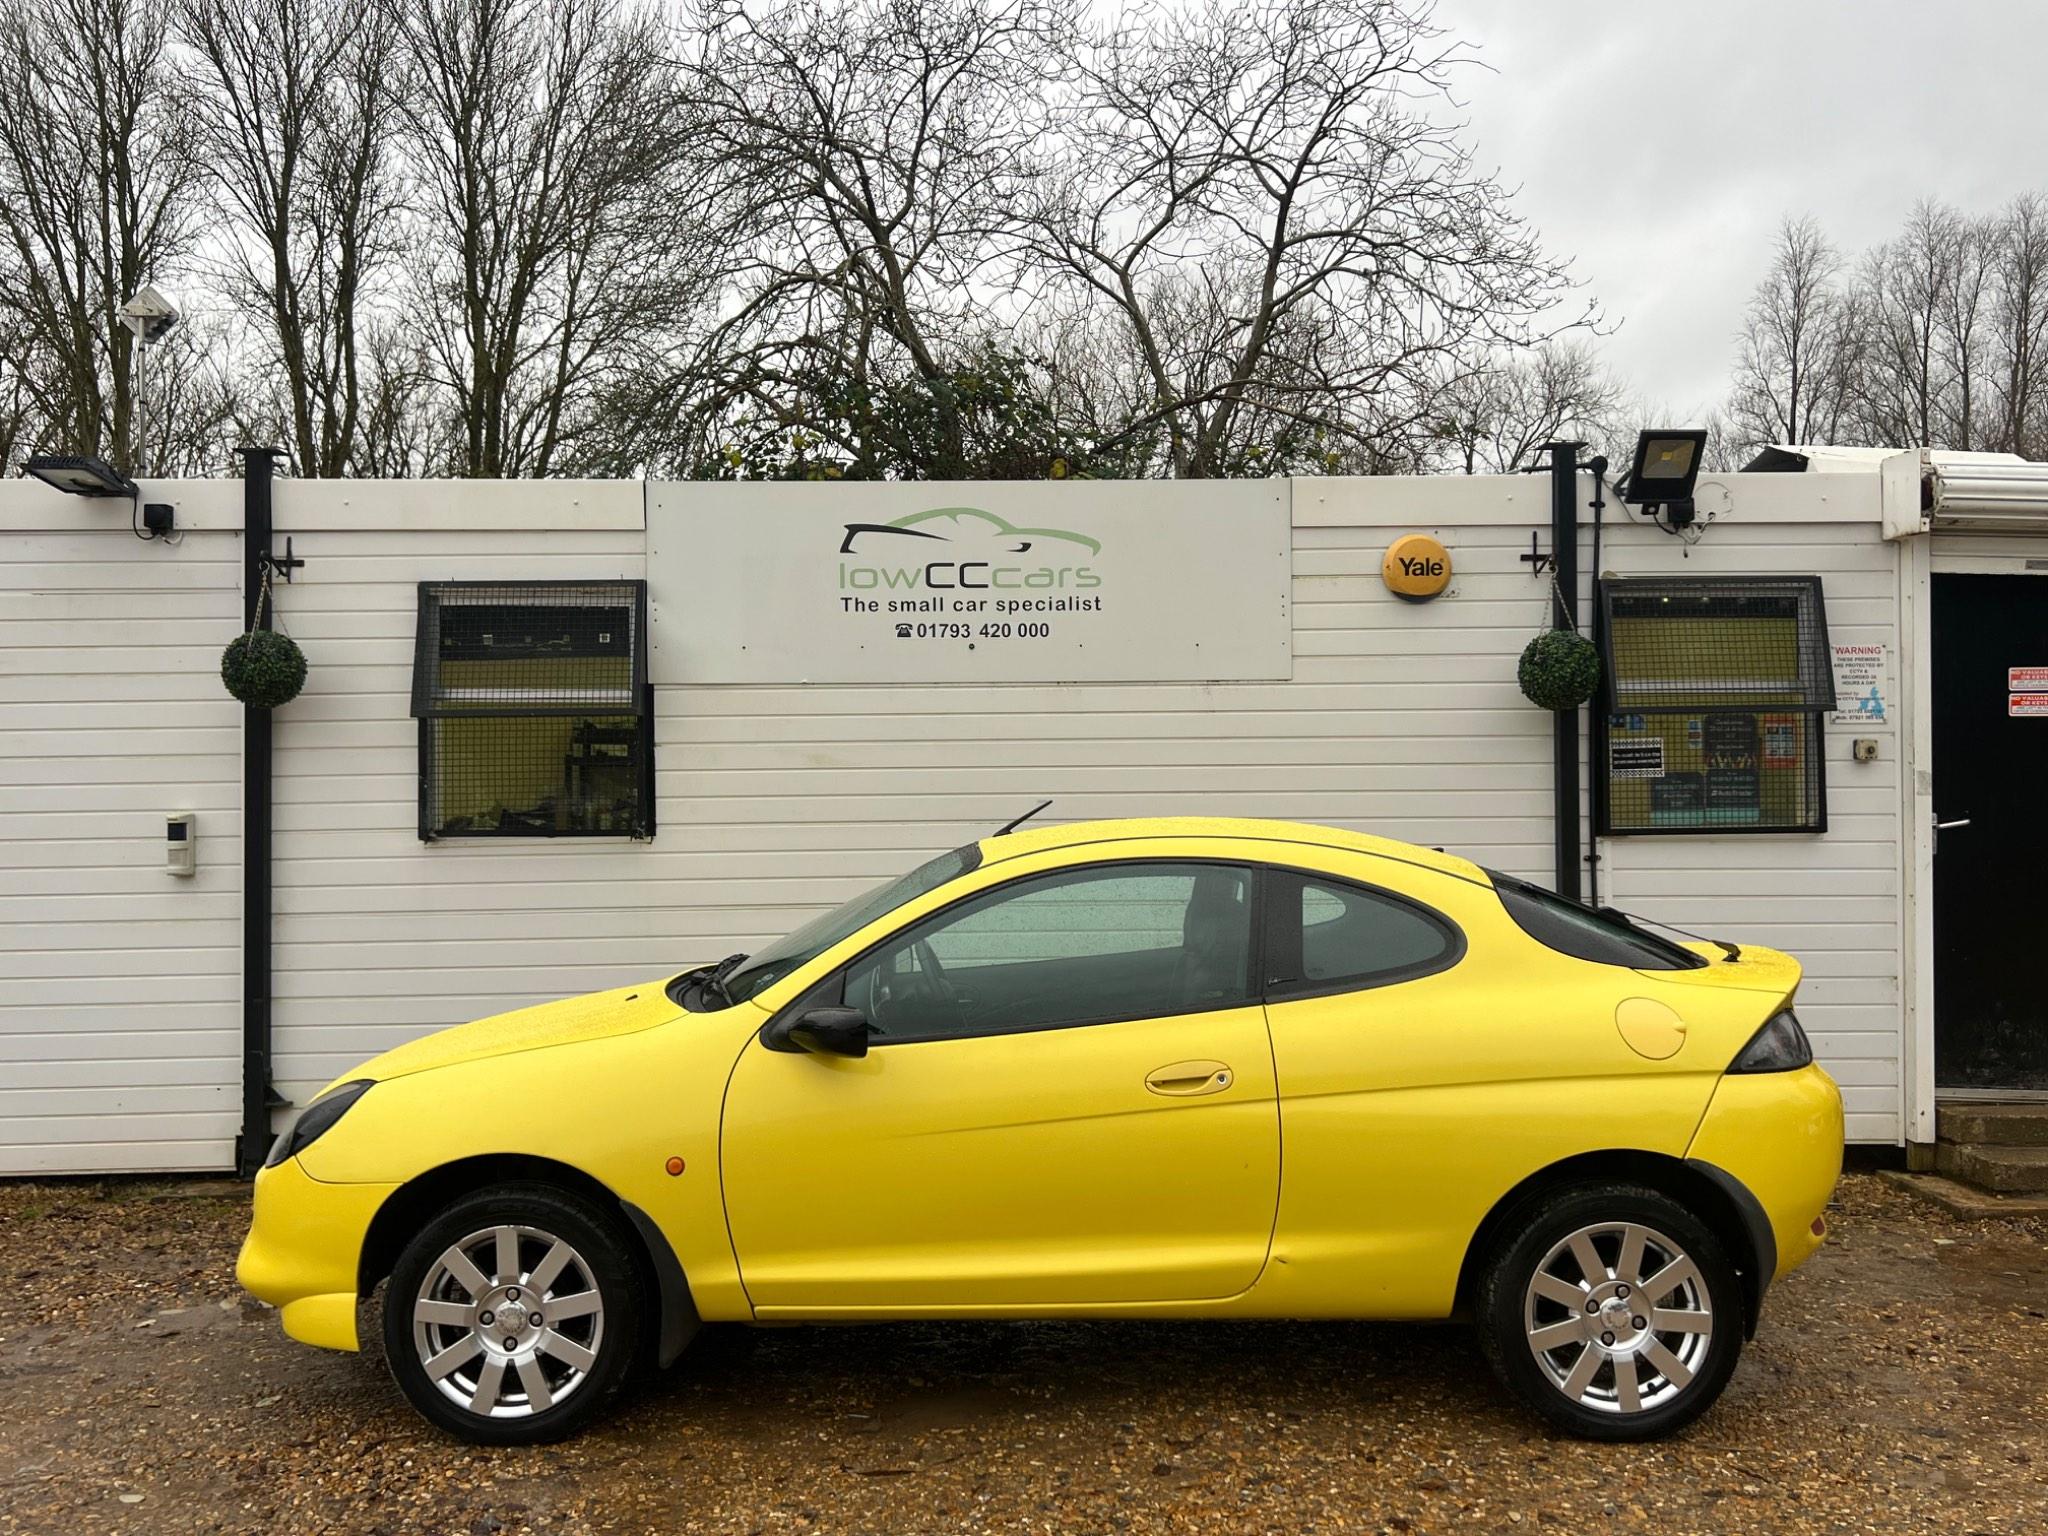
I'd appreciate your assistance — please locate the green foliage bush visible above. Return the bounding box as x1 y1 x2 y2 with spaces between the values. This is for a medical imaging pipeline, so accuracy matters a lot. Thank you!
221 629 307 709
1518 629 1600 711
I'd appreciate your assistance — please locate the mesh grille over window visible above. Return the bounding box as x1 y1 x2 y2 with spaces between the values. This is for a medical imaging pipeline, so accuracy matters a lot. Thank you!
1596 576 1832 836
1600 576 1835 714
412 582 652 839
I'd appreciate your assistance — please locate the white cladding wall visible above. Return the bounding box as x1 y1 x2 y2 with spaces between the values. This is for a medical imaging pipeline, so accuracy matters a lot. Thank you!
0 484 244 1173
267 485 649 1104
0 470 1908 1163
1589 515 1904 1144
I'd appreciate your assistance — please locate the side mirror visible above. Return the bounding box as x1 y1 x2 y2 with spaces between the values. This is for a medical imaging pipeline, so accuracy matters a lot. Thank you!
765 1006 870 1058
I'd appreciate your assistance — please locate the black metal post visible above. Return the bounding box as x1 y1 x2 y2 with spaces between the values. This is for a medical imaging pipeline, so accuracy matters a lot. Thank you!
236 447 284 1176
1548 442 1582 901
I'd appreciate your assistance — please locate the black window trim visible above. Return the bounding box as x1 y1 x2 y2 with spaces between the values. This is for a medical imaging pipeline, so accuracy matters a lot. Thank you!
1592 573 1833 838
412 578 654 842
757 856 1468 1049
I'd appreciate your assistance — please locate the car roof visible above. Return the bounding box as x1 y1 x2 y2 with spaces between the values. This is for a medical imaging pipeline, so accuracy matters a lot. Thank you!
976 816 1490 886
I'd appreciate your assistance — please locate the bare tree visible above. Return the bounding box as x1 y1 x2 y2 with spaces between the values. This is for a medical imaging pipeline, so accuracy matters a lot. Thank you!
1730 216 1859 452
1857 201 1961 448
1027 0 1581 479
1431 342 1624 474
392 0 698 477
178 0 401 476
1934 214 1996 449
0 0 196 465
643 0 1068 479
1989 193 2048 458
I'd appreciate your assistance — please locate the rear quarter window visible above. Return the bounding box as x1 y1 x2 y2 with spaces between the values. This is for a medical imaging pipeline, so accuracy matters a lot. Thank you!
1487 873 1706 970
1265 870 1463 998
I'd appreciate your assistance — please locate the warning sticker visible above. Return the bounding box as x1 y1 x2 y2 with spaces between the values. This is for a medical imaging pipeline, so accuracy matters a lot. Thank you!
1830 644 1892 728
2013 693 2048 717
2011 666 2048 692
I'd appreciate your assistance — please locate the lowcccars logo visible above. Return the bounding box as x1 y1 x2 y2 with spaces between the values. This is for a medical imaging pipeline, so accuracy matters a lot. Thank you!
838 507 1102 591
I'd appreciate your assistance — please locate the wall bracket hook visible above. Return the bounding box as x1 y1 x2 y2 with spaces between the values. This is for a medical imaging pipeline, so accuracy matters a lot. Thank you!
258 535 304 584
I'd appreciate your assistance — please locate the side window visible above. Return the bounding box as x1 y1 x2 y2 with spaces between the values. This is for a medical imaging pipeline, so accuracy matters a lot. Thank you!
845 863 1255 1041
1267 872 1459 997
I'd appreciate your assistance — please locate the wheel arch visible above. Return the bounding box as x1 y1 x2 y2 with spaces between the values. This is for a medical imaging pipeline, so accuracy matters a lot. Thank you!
1453 1149 1775 1338
358 1153 700 1367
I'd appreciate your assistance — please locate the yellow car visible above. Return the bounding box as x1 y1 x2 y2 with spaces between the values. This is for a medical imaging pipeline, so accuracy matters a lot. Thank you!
238 816 1842 1445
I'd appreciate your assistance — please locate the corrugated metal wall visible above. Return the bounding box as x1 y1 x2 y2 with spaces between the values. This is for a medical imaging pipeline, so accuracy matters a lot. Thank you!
0 486 243 1172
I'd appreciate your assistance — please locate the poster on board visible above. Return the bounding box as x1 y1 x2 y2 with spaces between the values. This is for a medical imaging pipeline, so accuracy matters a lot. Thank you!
646 481 1292 685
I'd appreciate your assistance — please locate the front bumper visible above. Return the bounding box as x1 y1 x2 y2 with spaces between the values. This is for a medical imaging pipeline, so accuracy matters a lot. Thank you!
235 1156 397 1352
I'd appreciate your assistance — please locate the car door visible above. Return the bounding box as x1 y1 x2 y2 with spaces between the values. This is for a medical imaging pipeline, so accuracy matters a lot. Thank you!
720 861 1280 1313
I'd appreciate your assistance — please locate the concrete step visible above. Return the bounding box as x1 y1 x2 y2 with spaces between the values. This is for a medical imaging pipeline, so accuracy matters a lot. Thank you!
1935 1141 2048 1195
1936 1102 2048 1148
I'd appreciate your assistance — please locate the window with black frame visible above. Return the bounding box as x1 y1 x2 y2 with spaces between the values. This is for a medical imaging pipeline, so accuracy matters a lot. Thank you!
411 581 653 840
1596 576 1835 835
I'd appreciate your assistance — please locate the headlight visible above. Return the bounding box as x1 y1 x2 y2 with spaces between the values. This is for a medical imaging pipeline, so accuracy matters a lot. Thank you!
1729 1011 1813 1074
264 1079 374 1168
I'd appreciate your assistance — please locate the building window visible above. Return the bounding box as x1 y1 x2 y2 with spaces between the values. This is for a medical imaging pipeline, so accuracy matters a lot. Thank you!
411 581 653 840
1596 576 1834 835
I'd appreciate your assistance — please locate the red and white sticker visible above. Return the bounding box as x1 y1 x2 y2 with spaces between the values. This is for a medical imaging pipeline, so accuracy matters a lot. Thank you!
2012 666 2048 692
2012 693 2048 717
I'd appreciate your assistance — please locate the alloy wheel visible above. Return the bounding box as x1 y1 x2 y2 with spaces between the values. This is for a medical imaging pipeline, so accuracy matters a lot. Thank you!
411 1223 606 1419
1521 1220 1714 1415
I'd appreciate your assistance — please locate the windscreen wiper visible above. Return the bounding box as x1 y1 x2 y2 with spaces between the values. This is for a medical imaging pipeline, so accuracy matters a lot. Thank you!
702 951 750 1007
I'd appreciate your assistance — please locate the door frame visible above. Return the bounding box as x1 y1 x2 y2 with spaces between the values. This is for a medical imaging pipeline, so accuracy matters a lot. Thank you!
1907 537 2048 1134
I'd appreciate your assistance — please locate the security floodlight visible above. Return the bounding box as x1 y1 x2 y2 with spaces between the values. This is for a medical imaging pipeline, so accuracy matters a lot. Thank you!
22 454 138 499
1622 429 1710 527
119 285 180 344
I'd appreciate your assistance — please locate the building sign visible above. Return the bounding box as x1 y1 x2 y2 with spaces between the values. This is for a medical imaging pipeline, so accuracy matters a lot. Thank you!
1380 533 1453 601
646 481 1291 684
1830 642 1892 728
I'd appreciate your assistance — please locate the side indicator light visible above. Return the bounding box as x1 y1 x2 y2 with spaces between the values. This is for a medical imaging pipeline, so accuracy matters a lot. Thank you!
1811 1216 1827 1238
665 1156 685 1176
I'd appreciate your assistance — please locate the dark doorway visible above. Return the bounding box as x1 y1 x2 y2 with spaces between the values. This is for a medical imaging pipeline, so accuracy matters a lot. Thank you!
1933 573 2048 1089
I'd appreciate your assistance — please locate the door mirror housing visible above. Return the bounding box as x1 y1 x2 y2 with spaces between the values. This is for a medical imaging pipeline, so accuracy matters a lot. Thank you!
765 1006 870 1058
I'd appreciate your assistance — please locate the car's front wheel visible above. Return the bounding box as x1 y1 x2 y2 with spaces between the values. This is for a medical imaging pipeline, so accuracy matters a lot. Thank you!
383 1182 644 1444
1477 1183 1743 1440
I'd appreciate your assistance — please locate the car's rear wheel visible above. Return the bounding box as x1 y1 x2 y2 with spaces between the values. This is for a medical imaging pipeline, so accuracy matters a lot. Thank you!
1477 1183 1743 1440
383 1183 644 1444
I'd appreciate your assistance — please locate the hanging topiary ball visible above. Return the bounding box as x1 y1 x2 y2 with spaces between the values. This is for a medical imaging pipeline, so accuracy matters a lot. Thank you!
221 628 308 709
1518 628 1600 711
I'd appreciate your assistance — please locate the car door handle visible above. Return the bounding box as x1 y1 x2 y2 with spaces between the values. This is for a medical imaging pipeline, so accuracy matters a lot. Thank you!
1144 1060 1233 1097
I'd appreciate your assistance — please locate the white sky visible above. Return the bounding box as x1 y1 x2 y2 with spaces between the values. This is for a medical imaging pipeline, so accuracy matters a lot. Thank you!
1433 0 2048 413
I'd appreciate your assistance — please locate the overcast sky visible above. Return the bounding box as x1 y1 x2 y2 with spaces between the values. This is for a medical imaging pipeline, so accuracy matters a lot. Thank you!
1433 0 2048 415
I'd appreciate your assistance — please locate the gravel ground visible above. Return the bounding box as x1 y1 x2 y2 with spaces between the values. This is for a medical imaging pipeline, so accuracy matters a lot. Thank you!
1 1170 2045 1535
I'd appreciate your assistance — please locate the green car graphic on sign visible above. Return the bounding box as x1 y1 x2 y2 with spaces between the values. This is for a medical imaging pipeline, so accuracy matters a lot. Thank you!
838 507 1102 557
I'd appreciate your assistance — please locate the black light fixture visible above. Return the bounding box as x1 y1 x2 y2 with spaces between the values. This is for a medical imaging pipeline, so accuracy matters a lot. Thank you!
22 453 138 499
1621 429 1709 528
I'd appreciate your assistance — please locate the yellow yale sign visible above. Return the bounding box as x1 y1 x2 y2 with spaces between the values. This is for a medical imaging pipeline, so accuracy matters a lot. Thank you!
1382 533 1452 601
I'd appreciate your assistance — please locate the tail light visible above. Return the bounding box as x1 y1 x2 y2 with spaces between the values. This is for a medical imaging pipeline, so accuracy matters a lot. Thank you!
1728 1010 1813 1074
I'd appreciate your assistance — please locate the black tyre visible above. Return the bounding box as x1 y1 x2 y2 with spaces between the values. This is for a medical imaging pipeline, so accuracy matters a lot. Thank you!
1476 1182 1743 1441
382 1182 645 1445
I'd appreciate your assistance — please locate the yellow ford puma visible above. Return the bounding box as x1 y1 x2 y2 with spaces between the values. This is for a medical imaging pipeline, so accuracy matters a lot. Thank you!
238 816 1842 1445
